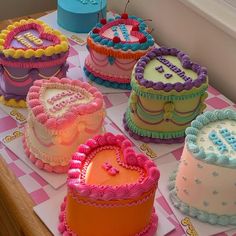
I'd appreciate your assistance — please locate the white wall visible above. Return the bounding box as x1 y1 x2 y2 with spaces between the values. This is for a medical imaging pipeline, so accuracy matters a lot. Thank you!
108 0 236 102
0 0 56 20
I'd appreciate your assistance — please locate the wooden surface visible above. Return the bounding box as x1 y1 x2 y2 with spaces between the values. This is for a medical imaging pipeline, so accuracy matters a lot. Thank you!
0 11 53 236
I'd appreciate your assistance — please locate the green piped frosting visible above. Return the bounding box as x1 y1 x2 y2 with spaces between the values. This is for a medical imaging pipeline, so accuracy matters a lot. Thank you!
168 171 236 226
186 109 236 168
131 78 208 101
125 108 186 139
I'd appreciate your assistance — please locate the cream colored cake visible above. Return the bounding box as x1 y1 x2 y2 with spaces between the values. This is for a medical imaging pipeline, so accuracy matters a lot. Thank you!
23 77 105 173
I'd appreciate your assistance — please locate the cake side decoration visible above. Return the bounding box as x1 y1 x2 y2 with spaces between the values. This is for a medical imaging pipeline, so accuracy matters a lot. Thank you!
0 19 69 107
169 109 236 226
58 132 160 235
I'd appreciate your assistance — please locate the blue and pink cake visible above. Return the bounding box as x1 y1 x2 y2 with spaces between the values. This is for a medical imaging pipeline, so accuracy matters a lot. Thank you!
169 109 236 225
0 19 69 107
57 0 107 33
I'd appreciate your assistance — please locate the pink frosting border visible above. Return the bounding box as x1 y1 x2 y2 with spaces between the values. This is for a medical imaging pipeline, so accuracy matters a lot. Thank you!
27 77 104 130
58 196 158 236
4 22 60 50
22 132 68 173
0 52 69 68
67 132 160 201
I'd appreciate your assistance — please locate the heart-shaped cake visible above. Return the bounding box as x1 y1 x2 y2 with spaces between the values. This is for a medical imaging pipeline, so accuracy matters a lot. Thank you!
23 77 105 173
0 19 69 107
124 47 208 143
59 133 160 236
84 13 154 89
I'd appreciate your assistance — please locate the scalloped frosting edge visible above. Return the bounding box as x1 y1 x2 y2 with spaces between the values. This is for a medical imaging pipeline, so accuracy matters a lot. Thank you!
84 66 131 90
23 132 68 173
58 196 158 236
131 77 208 101
185 109 236 168
88 15 154 56
168 170 236 226
0 19 69 59
27 76 104 130
67 132 160 201
133 47 208 93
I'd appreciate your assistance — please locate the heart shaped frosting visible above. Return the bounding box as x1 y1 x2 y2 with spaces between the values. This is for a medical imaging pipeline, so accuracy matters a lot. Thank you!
0 19 69 59
27 77 104 129
67 133 160 201
88 15 154 59
99 19 147 44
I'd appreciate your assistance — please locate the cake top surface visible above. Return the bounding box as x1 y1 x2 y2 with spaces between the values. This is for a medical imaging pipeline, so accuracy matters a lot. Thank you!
186 109 236 168
87 14 154 59
27 77 104 130
0 19 69 59
67 133 160 201
132 47 208 95
58 0 107 13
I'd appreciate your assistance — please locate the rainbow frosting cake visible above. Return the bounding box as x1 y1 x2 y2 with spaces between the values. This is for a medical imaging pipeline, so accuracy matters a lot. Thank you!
0 19 69 107
57 0 107 33
84 13 155 89
124 47 208 143
23 77 105 173
169 109 236 225
58 133 160 235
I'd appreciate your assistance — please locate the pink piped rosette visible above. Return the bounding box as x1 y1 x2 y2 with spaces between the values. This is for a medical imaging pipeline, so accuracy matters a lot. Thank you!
23 77 104 173
58 132 160 236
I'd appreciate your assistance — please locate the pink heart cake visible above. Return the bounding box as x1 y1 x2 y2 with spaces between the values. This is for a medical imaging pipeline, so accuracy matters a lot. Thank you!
23 77 105 173
58 132 160 236
84 13 155 89
0 19 69 107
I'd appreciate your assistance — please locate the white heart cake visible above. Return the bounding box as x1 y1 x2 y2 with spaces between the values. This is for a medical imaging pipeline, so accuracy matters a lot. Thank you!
23 77 105 173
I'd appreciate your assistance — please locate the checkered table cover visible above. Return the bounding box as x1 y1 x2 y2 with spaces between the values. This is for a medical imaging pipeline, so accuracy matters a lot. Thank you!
0 38 235 236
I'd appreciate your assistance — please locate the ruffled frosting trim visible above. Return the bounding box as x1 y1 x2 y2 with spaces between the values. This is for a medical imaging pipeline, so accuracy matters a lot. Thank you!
186 109 236 168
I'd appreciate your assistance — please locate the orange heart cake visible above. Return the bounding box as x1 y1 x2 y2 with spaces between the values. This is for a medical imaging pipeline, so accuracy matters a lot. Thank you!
0 19 69 107
58 133 160 236
23 77 105 173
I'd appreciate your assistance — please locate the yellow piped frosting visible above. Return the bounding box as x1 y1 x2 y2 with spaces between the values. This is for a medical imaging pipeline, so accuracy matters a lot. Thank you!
0 19 69 59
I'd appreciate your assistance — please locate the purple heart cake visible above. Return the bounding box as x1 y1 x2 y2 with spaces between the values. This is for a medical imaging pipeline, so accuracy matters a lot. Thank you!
0 19 69 107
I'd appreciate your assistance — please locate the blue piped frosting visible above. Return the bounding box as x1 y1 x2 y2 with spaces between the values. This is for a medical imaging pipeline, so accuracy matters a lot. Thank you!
83 67 131 90
89 15 154 52
168 171 236 226
186 109 236 168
